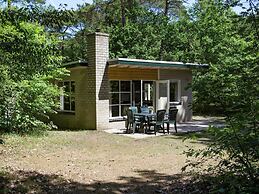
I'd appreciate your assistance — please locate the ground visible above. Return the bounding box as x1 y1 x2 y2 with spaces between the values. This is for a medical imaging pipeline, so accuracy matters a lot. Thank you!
0 118 219 194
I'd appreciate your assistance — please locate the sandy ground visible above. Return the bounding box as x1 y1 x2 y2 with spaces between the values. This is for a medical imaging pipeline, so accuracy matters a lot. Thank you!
0 117 222 193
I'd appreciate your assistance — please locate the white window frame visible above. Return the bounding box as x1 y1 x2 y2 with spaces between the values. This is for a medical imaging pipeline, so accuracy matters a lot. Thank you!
109 80 155 118
169 79 181 104
109 80 132 118
156 80 170 111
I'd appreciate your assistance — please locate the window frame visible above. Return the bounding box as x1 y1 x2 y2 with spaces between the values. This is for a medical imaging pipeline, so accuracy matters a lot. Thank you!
109 80 132 118
169 79 181 104
59 81 75 113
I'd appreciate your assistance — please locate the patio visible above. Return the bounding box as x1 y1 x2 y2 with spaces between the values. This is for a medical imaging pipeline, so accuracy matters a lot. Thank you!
106 116 225 139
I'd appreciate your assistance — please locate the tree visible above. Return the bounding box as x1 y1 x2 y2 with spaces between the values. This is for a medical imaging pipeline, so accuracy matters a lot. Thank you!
0 12 66 134
0 0 46 8
181 0 259 192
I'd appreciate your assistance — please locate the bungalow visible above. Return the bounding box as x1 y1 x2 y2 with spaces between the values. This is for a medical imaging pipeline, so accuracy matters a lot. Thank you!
51 32 208 130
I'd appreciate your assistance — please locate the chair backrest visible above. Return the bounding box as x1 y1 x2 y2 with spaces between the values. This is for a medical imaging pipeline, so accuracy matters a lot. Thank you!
141 106 149 114
156 109 166 122
169 108 178 121
129 106 138 114
148 106 154 114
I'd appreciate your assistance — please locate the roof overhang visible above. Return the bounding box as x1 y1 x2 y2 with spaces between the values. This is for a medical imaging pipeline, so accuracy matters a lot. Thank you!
108 58 209 69
63 60 88 69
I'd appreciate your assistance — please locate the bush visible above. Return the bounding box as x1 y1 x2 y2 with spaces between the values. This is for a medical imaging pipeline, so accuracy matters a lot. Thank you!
0 19 66 134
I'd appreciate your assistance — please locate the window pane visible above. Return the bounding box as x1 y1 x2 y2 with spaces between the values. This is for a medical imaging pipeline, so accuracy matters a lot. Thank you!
64 81 70 93
121 93 130 104
170 82 178 102
120 81 130 92
111 93 119 104
111 106 119 117
64 96 70 110
59 81 76 111
71 96 75 111
159 82 167 98
132 81 141 106
121 105 130 116
110 81 119 92
109 80 132 117
143 81 154 106
71 81 75 93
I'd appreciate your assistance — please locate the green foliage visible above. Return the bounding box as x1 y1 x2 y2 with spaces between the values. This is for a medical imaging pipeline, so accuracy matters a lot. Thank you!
0 5 76 34
0 1 257 191
0 16 66 134
179 1 259 193
0 0 46 8
183 120 259 193
108 10 166 59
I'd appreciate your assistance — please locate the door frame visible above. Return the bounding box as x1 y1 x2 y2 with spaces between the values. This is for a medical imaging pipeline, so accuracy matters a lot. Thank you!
156 80 170 111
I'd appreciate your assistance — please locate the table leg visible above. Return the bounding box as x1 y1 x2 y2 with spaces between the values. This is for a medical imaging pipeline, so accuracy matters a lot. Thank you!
133 122 136 134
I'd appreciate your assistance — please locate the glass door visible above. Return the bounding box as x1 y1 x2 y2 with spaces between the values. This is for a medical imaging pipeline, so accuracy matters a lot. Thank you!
156 80 169 111
142 81 154 107
132 80 141 107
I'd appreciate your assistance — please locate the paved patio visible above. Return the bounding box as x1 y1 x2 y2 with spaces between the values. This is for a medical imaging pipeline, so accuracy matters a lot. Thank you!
105 116 225 139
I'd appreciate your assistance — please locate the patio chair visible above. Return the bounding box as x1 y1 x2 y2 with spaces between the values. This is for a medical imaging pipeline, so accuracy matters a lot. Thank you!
164 108 178 133
132 114 145 134
148 106 154 114
140 106 149 114
125 109 133 133
126 107 141 133
139 106 150 133
130 106 138 114
148 109 166 135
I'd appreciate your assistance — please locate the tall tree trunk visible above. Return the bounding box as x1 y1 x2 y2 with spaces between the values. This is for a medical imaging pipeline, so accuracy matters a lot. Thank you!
127 0 133 11
164 0 169 16
158 0 170 60
120 0 126 26
158 35 165 60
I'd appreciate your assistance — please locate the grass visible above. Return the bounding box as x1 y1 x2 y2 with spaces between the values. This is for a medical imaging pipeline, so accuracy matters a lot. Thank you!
0 130 207 193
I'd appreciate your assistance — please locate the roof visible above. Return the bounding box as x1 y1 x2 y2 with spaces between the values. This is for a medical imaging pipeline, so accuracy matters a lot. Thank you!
63 60 88 68
108 58 208 69
63 58 209 69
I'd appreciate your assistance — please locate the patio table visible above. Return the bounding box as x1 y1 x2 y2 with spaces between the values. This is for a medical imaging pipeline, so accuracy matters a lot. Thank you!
133 113 156 133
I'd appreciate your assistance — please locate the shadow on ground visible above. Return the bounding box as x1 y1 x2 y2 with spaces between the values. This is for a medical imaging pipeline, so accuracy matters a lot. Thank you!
166 118 225 144
166 130 214 145
0 169 211 194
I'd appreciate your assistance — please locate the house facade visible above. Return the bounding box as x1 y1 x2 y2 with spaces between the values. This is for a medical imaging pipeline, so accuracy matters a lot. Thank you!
51 32 207 130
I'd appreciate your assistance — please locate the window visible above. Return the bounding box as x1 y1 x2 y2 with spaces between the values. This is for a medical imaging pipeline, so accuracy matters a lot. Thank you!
143 81 154 106
132 80 141 107
109 81 131 117
170 80 180 103
60 81 75 112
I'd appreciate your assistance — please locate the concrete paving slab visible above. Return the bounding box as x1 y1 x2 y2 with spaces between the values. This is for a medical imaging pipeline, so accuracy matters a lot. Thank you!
105 116 225 139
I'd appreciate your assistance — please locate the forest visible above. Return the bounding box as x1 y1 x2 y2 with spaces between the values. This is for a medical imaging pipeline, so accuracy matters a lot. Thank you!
0 0 258 193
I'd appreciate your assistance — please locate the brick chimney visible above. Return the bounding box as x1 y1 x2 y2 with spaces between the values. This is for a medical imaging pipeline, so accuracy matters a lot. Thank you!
87 32 109 130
